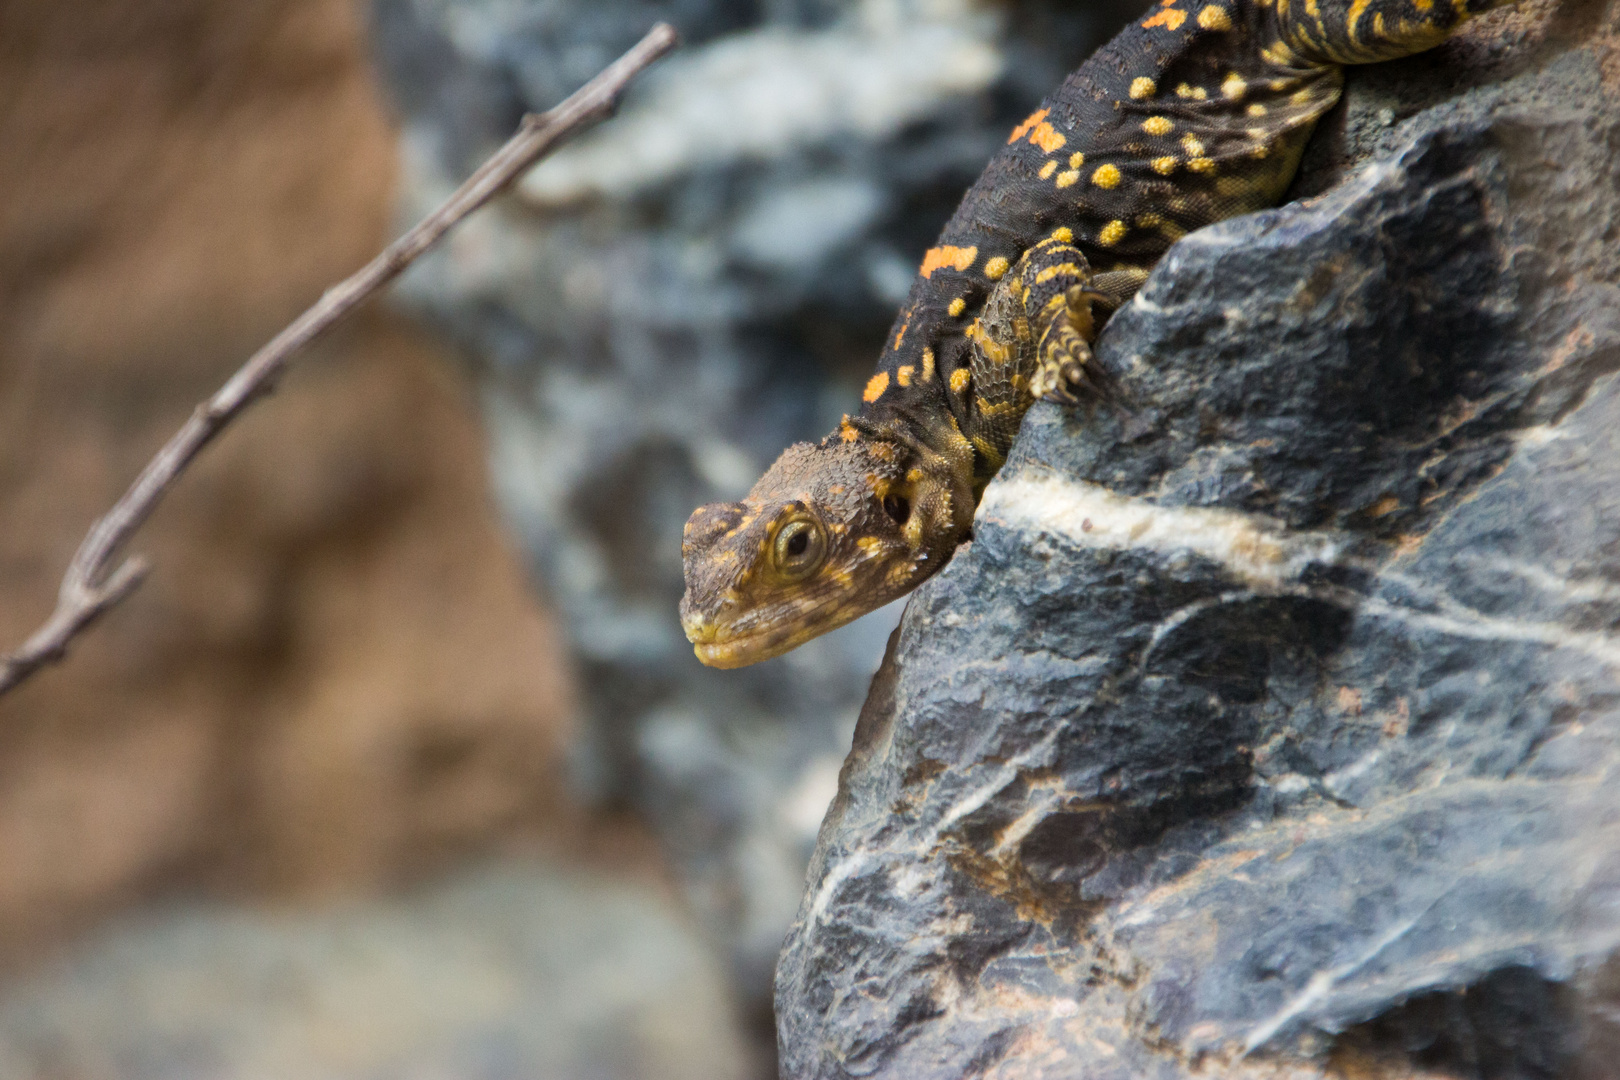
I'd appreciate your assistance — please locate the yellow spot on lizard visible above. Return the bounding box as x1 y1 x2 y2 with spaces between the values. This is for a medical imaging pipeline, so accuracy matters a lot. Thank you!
1035 262 1083 284
1346 0 1374 41
1039 159 1058 179
1175 82 1208 100
1260 40 1298 64
1050 226 1073 243
1092 163 1123 188
1129 76 1157 99
1151 155 1179 174
1198 5 1233 30
985 256 1011 280
947 297 966 317
949 367 971 393
1068 151 1085 168
1055 169 1080 188
1098 220 1129 246
1142 115 1174 135
1222 72 1247 99
896 364 914 387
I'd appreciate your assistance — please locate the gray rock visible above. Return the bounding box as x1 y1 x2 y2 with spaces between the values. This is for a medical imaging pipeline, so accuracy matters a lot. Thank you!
369 0 1136 1027
777 8 1620 1077
0 860 752 1080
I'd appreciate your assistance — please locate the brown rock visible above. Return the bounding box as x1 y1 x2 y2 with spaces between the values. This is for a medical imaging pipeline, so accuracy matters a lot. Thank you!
0 0 590 959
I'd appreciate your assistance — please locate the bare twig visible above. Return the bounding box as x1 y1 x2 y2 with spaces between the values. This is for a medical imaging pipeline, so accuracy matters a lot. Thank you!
0 23 680 699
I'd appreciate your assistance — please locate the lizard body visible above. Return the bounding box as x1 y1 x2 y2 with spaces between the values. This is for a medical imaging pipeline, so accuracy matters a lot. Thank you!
681 0 1508 668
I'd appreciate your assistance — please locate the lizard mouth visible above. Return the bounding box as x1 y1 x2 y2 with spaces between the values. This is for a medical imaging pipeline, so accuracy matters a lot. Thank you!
691 638 775 669
686 622 818 669
682 607 861 669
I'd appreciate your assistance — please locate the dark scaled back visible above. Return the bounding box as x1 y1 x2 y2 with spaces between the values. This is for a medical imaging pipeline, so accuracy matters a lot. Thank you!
856 0 1351 456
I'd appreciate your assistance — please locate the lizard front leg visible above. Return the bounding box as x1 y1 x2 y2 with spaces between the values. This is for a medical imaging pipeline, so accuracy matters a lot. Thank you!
966 235 1113 423
1027 280 1104 406
1029 269 1152 403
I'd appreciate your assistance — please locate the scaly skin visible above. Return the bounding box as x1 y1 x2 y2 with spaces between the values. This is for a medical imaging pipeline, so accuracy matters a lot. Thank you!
681 0 1508 669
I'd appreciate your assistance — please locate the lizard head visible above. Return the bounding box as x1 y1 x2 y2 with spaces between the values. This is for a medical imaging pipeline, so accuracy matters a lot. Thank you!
680 432 973 668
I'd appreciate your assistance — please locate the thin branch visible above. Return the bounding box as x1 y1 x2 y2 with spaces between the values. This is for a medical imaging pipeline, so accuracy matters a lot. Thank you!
0 22 680 699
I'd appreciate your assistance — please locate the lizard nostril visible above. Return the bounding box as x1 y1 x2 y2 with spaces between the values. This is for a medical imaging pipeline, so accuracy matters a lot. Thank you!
686 501 748 547
883 495 910 524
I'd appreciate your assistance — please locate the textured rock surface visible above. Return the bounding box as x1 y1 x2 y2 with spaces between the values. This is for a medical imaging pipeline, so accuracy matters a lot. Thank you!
372 0 1136 1017
777 1 1620 1075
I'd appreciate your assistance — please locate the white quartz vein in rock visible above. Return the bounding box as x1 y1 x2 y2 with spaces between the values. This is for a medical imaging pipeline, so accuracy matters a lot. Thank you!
1357 594 1620 668
979 470 1342 590
806 850 876 929
1460 553 1620 606
934 726 1065 835
1242 902 1439 1055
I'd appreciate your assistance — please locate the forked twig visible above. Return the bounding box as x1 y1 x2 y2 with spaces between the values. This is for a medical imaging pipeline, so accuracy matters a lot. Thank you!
0 22 680 698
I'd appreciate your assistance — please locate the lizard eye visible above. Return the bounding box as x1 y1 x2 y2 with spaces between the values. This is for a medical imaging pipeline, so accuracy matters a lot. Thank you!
773 519 827 580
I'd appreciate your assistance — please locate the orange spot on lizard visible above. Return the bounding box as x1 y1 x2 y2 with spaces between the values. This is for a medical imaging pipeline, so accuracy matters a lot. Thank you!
1007 108 1049 144
919 245 978 278
1144 7 1189 29
1027 122 1066 153
863 371 890 402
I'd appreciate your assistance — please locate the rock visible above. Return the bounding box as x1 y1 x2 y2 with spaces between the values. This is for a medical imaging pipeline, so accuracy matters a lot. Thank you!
0 859 754 1080
777 3 1620 1076
372 0 1139 1019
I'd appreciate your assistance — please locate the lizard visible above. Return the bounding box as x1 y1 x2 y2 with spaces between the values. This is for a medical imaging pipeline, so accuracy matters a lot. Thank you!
680 0 1510 669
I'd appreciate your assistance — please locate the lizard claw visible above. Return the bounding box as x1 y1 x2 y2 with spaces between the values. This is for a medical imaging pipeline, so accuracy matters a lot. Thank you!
1029 283 1108 406
1031 346 1100 406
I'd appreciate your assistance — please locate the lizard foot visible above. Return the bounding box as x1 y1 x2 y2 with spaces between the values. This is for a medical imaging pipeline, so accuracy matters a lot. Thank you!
1031 285 1107 405
1030 349 1094 404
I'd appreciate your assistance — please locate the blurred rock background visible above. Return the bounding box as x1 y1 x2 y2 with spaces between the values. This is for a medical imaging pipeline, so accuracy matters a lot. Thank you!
374 0 1136 1036
0 0 749 1075
0 0 1133 1074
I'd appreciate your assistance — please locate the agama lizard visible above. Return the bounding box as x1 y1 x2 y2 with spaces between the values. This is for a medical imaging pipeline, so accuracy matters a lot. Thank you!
681 0 1508 668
